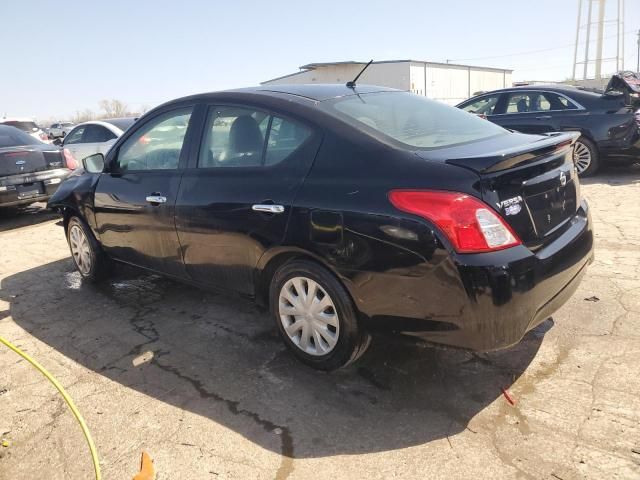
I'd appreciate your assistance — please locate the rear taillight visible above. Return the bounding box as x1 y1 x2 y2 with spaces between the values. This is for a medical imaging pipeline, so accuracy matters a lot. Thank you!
63 148 78 170
389 190 521 253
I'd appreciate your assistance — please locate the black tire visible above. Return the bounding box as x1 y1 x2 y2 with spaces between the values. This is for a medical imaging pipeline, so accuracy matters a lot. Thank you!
574 137 599 177
269 259 370 371
66 216 111 282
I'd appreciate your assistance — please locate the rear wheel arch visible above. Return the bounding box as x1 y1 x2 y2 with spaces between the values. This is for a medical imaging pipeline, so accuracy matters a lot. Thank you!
255 248 358 312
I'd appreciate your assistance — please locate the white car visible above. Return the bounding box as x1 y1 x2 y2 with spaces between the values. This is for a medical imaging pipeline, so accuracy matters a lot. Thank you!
49 122 75 139
0 117 49 143
62 118 136 166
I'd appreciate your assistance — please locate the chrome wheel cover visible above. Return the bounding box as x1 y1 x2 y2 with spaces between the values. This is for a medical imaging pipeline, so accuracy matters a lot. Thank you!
278 277 340 356
573 141 592 174
69 224 92 275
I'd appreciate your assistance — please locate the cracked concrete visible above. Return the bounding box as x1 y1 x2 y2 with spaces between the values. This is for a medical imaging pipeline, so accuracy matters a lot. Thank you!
0 165 639 479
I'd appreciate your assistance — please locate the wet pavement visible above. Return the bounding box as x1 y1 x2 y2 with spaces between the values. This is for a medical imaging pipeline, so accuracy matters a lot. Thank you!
1 167 639 479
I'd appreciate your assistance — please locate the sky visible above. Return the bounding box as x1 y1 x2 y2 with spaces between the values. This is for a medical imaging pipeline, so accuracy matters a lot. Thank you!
1 0 639 120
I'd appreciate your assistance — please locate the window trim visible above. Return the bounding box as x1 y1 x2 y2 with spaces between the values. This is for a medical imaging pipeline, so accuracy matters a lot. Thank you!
195 103 315 170
492 90 585 116
109 106 195 174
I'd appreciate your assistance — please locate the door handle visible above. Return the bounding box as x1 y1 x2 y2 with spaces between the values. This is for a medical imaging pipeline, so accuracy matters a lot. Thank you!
252 204 285 214
536 115 552 120
146 195 167 204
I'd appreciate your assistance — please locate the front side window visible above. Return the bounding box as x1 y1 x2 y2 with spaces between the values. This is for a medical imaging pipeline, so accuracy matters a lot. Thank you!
116 108 192 171
460 94 501 115
324 91 506 149
64 126 86 145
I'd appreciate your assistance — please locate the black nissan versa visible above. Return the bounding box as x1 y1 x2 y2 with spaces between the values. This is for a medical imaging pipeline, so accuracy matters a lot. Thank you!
48 84 594 370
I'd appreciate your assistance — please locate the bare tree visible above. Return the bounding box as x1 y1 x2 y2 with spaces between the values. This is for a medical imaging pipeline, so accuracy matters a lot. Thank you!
99 99 128 118
72 109 96 123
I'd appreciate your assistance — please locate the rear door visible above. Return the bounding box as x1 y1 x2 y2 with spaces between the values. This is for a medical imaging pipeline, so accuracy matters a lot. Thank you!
175 104 320 294
94 107 194 276
490 91 581 134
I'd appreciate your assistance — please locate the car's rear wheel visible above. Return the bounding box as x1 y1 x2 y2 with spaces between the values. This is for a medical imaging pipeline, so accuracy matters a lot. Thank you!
270 260 370 370
66 216 111 282
573 137 599 177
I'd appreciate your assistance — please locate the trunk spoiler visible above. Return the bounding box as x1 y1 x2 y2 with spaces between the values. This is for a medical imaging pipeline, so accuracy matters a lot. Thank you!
445 132 580 174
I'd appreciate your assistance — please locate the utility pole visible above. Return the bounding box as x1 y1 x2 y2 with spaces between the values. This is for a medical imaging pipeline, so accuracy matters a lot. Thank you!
637 29 640 72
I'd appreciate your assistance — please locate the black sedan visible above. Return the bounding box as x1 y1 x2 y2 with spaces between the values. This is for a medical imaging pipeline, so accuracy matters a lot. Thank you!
0 125 72 208
48 84 594 370
456 84 640 176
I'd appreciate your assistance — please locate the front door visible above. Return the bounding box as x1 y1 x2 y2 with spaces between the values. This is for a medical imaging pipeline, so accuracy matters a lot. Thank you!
175 104 320 294
93 107 194 277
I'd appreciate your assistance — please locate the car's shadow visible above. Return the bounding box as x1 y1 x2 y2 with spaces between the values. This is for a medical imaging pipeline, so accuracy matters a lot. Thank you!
581 162 640 187
0 203 59 233
1 258 549 471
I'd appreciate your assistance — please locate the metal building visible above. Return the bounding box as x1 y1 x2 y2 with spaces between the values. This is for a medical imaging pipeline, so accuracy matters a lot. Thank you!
261 60 513 105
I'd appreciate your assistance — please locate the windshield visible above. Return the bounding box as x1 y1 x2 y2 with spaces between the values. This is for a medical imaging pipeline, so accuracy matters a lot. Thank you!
0 125 42 147
324 91 507 149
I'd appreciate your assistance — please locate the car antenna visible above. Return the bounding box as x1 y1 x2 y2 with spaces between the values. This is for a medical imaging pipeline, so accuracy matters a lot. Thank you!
346 59 374 88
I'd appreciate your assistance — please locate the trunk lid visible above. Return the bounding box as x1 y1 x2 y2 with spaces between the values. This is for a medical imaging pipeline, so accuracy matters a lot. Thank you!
0 145 65 177
418 132 580 250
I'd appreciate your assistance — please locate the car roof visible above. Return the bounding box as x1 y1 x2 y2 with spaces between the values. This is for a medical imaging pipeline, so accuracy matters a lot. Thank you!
72 118 136 133
172 84 401 105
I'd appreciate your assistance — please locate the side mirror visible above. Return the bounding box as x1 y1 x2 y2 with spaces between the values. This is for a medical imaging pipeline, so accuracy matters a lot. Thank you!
52 138 63 146
82 153 105 173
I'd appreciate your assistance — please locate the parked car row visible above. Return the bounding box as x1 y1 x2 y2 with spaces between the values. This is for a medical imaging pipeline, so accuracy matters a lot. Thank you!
456 71 640 176
0 118 136 209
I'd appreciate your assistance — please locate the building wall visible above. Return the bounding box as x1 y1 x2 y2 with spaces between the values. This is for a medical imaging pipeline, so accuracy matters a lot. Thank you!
262 63 410 90
264 62 511 105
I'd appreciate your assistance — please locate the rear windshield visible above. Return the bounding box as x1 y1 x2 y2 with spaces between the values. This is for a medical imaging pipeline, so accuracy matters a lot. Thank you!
1 121 39 132
323 91 507 149
0 126 42 147
104 118 136 132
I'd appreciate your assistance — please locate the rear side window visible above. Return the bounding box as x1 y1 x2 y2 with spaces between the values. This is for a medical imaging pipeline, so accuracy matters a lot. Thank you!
265 117 311 166
505 92 579 113
116 108 192 171
325 91 506 149
198 108 311 168
83 125 117 143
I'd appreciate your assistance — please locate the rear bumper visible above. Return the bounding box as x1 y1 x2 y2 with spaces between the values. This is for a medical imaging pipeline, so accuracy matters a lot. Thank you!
0 168 70 207
359 200 594 351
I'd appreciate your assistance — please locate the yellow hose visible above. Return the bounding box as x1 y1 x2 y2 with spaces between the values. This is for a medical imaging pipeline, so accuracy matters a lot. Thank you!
0 336 101 480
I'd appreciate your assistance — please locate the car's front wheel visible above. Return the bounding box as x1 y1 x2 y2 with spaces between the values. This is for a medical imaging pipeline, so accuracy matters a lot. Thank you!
66 216 111 282
270 260 370 370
